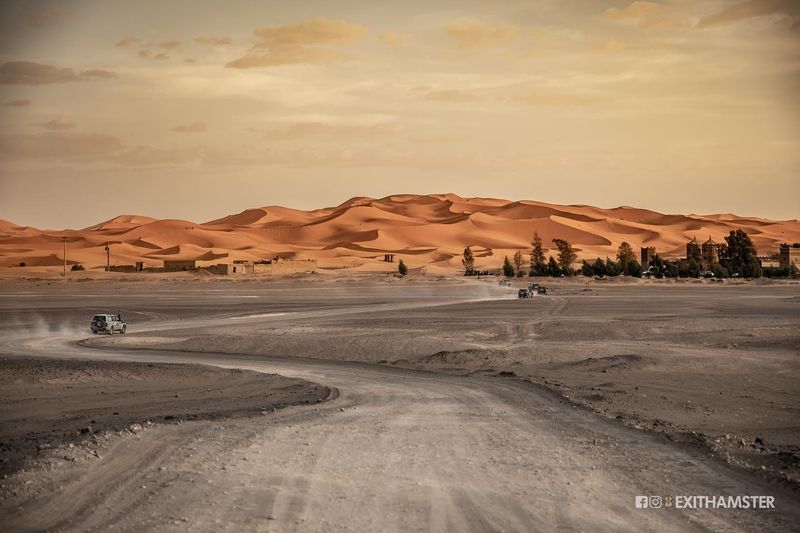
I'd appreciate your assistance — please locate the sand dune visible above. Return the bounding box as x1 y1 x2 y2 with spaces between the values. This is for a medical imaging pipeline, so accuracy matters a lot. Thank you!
1 194 798 271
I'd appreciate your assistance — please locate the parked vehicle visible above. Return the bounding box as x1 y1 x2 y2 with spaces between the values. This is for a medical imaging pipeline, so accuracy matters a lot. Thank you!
91 313 126 335
499 279 512 287
518 288 530 299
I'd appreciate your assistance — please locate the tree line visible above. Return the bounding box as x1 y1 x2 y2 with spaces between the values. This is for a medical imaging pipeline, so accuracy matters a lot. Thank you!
463 229 792 279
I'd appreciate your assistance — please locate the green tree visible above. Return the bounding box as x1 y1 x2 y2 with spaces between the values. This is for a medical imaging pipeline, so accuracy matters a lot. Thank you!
502 256 515 277
711 264 728 278
398 259 408 276
513 250 525 275
628 261 642 278
552 238 577 276
650 254 664 278
546 256 561 277
605 257 619 277
617 242 637 276
593 257 607 277
581 259 594 277
530 232 547 276
462 246 475 276
723 229 761 278
678 258 702 278
664 261 679 278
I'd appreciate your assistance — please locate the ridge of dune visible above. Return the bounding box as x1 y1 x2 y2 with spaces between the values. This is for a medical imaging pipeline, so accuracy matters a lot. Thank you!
1 194 798 270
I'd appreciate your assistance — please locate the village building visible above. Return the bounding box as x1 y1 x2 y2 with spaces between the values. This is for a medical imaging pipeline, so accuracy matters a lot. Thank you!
779 243 800 269
640 247 656 270
163 259 196 272
686 237 701 262
230 257 317 275
701 236 718 266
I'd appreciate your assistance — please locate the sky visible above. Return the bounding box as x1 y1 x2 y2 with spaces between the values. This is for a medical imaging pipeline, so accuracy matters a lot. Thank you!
0 0 798 229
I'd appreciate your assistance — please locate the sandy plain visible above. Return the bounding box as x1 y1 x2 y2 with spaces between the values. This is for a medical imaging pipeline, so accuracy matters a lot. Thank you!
0 275 798 531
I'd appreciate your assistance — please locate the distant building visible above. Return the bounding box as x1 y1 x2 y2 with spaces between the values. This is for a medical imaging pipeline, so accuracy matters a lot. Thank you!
203 264 229 275
759 255 780 269
230 257 317 275
109 264 137 273
702 236 718 266
641 247 656 270
231 260 253 275
163 259 196 272
779 243 800 269
686 237 701 262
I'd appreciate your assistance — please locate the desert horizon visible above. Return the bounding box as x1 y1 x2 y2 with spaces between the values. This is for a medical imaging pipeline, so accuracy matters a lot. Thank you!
2 192 798 273
2 2 799 532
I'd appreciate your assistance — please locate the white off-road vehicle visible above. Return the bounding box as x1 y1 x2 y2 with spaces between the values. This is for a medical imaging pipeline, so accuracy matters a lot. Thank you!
91 313 126 335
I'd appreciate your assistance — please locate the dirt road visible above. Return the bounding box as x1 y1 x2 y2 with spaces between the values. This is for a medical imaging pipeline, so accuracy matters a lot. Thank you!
1 280 798 531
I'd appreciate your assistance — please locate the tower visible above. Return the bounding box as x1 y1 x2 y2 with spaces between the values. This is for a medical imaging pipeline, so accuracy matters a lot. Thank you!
686 237 700 261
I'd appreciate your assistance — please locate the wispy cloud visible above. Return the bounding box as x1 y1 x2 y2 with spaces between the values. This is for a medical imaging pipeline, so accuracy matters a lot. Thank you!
195 36 234 46
25 7 71 27
444 21 518 48
0 62 117 85
378 32 408 47
227 18 367 68
698 0 800 28
513 90 604 106
115 35 140 47
257 121 399 140
3 99 31 107
0 132 123 158
31 118 76 130
157 40 181 50
603 1 686 31
172 122 207 133
424 89 480 103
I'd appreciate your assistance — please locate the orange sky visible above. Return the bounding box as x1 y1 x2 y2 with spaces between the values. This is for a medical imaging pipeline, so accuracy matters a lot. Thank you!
0 0 798 228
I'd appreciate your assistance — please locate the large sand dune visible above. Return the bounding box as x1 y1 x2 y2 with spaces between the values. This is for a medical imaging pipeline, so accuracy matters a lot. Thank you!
1 194 798 271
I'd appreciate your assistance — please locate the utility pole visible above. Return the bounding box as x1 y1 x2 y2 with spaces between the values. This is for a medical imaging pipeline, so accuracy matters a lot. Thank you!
63 236 67 276
105 242 110 272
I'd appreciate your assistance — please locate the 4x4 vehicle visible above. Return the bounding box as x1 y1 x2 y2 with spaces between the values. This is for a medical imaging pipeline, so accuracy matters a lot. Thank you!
518 288 530 299
91 314 126 335
499 279 512 287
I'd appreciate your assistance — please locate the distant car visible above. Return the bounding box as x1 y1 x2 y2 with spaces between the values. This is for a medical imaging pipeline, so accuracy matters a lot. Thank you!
91 313 126 335
528 282 539 291
536 286 547 295
499 279 512 287
518 288 530 299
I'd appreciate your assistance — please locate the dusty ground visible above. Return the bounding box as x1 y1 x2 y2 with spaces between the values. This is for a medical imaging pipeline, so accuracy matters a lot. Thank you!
67 276 799 482
0 276 798 531
0 357 332 477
